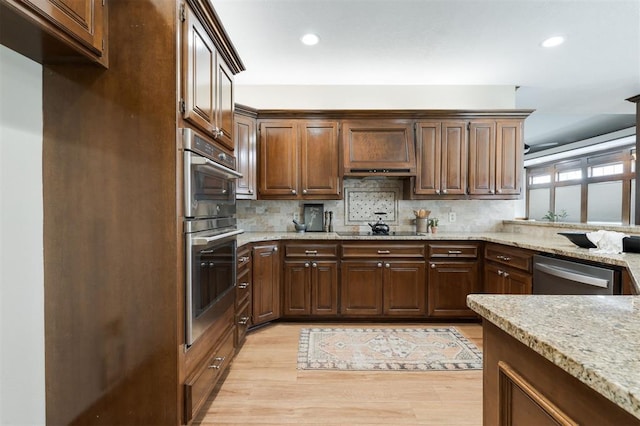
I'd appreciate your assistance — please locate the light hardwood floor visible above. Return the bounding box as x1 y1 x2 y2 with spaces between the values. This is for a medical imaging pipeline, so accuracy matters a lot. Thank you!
194 322 483 425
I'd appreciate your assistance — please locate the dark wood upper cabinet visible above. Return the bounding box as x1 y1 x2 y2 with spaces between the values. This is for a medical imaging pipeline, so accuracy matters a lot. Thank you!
258 119 340 199
342 120 416 176
181 2 236 151
235 107 257 199
469 119 523 197
413 120 467 197
1 0 107 66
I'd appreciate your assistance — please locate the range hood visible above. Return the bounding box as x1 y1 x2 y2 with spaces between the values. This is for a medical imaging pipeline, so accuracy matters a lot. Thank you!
342 120 417 177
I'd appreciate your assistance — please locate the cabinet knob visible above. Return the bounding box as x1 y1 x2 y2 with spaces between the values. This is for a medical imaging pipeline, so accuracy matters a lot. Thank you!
291 189 297 195
384 263 390 268
302 189 308 194
273 246 278 252
497 189 502 194
489 189 495 194
435 189 440 194
377 262 383 268
430 263 436 269
503 272 509 278
218 152 227 162
497 270 504 276
248 189 254 194
442 189 448 194
304 262 310 268
312 262 318 268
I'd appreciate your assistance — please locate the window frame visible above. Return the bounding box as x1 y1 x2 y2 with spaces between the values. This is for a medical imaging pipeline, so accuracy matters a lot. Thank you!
526 146 635 225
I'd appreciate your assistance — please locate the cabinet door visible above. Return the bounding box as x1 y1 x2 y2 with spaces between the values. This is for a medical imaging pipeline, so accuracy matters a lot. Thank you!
428 260 480 317
252 243 281 325
468 120 497 195
503 268 532 294
215 57 234 150
311 260 339 315
258 121 299 198
440 121 467 195
235 114 256 199
483 262 505 294
300 121 341 197
414 121 442 195
181 5 216 135
29 0 105 55
283 260 311 316
340 261 383 316
496 120 523 195
383 261 426 316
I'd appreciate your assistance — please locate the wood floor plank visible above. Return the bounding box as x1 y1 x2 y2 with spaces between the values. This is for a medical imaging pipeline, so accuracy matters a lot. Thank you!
193 322 482 425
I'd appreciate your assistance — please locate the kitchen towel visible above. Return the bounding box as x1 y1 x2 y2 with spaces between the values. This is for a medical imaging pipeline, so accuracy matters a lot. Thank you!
586 230 628 254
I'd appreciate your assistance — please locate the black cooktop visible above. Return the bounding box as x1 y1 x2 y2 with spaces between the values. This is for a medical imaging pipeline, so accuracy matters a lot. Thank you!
336 231 420 237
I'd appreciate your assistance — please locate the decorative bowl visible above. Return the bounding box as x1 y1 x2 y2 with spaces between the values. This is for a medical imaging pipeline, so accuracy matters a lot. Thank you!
557 232 596 248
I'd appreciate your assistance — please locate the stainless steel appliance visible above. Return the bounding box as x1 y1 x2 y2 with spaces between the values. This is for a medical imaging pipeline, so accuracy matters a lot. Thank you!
533 254 621 295
183 128 243 347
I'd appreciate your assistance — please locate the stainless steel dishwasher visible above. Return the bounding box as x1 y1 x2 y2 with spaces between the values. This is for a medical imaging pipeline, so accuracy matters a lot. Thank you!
532 254 621 295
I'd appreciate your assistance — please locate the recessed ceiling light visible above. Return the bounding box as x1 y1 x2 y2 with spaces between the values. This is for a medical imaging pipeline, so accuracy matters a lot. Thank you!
301 33 320 46
541 36 565 48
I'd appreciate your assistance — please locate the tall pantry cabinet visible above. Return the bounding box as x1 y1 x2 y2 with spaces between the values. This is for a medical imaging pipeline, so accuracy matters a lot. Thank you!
41 0 243 424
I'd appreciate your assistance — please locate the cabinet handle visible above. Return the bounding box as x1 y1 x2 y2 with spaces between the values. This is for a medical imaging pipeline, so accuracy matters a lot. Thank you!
377 262 383 268
291 189 297 195
208 356 225 369
503 272 509 278
302 189 308 194
238 282 249 289
239 256 250 263
430 263 436 269
238 317 250 325
305 262 310 268
497 270 504 276
305 250 318 255
385 263 390 268
448 250 462 254
312 262 317 268
377 250 391 254
497 255 511 261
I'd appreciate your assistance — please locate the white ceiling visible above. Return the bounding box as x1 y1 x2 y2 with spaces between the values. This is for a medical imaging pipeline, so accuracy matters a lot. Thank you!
212 0 640 152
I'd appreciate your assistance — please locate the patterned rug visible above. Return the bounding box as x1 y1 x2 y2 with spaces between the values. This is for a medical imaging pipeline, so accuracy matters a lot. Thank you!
297 327 482 371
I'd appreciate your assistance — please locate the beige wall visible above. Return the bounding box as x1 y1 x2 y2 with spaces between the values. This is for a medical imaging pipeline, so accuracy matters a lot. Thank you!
236 84 516 109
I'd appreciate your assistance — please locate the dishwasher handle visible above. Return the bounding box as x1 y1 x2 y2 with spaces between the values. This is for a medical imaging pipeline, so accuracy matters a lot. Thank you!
534 263 609 289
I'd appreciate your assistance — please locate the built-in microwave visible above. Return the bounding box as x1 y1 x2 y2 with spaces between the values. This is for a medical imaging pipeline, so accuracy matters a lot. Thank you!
183 128 242 220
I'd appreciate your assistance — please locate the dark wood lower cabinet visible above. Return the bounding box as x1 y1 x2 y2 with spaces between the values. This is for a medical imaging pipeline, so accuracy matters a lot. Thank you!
383 261 426 315
252 242 281 326
483 320 640 425
283 260 339 316
484 262 532 294
428 260 480 317
340 261 384 316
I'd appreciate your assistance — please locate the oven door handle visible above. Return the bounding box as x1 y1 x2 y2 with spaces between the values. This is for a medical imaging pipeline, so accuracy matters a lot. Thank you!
534 263 609 288
191 229 244 246
190 155 243 179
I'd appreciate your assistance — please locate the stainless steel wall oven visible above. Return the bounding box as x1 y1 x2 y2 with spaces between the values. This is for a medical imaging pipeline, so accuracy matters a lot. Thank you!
183 128 243 347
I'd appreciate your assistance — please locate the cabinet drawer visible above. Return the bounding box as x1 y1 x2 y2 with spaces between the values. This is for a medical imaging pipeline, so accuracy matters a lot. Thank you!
341 243 425 258
237 245 252 271
485 243 535 273
285 243 338 258
235 300 251 349
184 325 235 423
236 267 251 308
428 243 479 259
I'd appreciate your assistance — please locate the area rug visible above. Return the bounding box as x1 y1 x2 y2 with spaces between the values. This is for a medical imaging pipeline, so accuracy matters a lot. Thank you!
297 327 482 371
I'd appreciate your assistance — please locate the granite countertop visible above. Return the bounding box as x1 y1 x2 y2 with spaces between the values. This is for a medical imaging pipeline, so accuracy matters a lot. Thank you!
237 230 640 292
467 294 640 420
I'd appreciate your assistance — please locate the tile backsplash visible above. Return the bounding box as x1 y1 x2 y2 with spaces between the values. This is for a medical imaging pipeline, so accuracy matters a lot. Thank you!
237 178 518 233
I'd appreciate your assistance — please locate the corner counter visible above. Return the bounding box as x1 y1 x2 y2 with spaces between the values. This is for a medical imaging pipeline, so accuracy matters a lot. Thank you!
467 294 640 424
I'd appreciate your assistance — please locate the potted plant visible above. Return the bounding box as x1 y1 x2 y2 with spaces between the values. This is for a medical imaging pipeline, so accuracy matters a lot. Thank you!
429 218 439 233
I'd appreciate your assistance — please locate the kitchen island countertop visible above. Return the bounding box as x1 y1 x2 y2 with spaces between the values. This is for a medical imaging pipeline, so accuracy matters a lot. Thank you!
467 294 640 421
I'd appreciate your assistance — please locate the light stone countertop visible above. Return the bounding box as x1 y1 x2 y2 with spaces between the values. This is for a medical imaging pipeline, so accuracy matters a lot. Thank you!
466 294 640 420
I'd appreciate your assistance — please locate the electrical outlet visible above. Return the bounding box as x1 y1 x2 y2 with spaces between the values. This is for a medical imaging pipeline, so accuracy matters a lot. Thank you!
448 212 457 222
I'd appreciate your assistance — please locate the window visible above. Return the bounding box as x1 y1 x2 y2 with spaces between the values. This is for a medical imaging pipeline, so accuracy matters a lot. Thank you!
526 146 635 224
